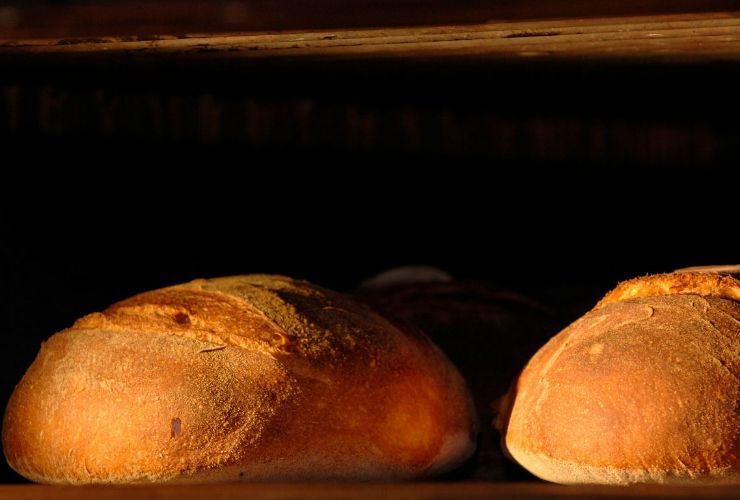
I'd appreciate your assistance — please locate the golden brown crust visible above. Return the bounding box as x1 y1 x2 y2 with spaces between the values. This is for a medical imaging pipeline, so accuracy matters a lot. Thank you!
3 275 476 484
596 271 740 308
675 264 740 277
3 329 295 484
500 270 740 485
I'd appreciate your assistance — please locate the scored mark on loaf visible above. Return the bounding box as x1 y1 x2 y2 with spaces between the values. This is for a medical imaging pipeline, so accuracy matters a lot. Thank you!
173 311 191 326
199 345 226 353
171 418 182 438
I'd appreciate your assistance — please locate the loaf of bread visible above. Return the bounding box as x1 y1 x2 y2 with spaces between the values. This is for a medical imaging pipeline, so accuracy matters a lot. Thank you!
2 275 476 484
495 269 739 485
358 267 562 479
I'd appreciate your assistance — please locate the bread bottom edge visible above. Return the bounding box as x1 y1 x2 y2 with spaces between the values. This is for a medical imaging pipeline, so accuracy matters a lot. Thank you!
506 444 739 486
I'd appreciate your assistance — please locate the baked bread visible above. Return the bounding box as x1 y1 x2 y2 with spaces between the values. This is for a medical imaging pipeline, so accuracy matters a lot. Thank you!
2 275 476 484
358 267 562 479
495 269 739 485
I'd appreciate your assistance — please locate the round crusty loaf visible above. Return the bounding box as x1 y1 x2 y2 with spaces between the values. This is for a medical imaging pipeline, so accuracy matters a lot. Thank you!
495 269 739 485
2 275 476 484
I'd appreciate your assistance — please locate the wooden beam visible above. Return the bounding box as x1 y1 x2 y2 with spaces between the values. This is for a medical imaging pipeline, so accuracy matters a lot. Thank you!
3 12 740 64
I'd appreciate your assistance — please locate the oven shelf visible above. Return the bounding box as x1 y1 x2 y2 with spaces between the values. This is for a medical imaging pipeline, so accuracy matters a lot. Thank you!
0 481 737 499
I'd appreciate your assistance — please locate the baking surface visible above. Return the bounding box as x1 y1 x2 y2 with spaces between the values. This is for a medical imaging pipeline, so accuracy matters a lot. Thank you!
1 11 740 64
0 482 738 499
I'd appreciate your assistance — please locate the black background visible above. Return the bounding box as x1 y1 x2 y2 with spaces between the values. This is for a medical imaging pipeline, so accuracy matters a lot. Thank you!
1 162 736 482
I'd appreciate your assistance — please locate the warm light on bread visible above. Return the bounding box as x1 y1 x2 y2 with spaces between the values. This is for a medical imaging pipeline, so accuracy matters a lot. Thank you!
2 275 476 484
596 271 740 307
496 269 739 485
